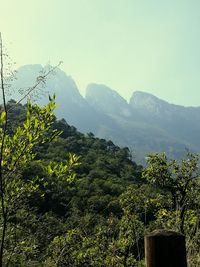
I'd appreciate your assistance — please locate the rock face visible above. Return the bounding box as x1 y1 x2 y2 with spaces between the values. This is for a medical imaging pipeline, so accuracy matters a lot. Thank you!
86 83 131 117
11 65 97 132
9 64 200 163
130 91 200 148
130 91 171 115
11 64 83 107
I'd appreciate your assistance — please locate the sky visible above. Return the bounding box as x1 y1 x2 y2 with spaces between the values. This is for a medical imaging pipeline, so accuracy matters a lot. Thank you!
1 0 200 106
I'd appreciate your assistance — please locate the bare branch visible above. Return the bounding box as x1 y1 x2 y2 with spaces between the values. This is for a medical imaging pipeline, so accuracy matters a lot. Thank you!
8 61 62 111
0 31 9 267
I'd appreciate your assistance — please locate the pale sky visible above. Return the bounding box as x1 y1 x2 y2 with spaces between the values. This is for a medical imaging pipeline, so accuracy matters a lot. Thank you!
1 0 200 106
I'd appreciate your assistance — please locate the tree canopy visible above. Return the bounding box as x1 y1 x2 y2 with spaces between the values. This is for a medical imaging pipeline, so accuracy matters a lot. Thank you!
0 100 199 266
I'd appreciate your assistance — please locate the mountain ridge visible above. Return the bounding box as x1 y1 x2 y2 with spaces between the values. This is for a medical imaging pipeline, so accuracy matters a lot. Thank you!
8 64 200 163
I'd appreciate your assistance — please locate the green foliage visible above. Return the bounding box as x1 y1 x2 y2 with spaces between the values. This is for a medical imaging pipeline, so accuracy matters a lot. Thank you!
143 152 200 233
0 99 80 266
44 153 80 182
0 100 199 266
142 152 200 266
0 98 59 209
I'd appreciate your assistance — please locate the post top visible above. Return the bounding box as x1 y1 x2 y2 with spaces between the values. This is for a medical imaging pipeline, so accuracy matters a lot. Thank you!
146 229 184 237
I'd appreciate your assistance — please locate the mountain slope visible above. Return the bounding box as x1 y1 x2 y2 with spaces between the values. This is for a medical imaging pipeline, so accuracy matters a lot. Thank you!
86 83 131 117
85 84 199 161
11 65 119 134
9 65 200 162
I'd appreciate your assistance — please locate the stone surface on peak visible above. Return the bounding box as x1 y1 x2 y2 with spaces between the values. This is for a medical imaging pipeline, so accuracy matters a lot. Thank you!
86 83 131 117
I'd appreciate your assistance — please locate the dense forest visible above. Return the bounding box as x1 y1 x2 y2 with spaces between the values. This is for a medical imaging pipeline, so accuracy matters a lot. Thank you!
0 99 198 266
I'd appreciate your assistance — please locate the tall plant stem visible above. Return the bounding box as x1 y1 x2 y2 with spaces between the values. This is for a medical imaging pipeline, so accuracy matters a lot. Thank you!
0 32 8 267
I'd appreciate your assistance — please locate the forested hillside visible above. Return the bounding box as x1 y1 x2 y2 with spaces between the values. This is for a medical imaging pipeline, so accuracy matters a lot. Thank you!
1 100 199 266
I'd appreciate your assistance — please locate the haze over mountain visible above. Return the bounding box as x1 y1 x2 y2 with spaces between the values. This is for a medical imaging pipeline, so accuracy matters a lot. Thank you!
9 65 200 162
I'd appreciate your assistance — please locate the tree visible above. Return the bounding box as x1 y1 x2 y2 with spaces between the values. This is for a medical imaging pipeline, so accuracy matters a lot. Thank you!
0 33 79 266
142 152 200 234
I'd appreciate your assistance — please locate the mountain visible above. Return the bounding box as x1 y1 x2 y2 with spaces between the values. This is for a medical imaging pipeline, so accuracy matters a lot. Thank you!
86 83 131 117
10 65 120 135
130 91 200 148
11 65 92 132
85 85 200 161
9 65 200 163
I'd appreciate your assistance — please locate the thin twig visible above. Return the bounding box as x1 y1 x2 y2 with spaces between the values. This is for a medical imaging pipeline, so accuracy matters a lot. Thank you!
8 62 62 112
0 31 8 267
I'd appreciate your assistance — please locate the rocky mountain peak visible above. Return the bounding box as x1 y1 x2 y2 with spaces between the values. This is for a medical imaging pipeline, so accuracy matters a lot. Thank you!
86 83 131 117
129 91 173 115
11 64 83 103
130 90 168 106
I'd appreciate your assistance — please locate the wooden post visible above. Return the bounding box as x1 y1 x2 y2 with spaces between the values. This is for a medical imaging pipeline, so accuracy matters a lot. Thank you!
145 229 187 267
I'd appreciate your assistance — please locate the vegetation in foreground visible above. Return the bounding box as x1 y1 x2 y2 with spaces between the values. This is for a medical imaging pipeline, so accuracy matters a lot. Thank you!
0 99 198 266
